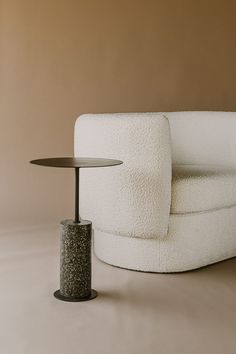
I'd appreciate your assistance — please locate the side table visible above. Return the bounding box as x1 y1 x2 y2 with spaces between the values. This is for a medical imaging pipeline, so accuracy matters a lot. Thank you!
30 157 123 302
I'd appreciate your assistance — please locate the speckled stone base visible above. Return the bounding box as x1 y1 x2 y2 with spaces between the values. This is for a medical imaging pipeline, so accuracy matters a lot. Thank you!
55 219 96 301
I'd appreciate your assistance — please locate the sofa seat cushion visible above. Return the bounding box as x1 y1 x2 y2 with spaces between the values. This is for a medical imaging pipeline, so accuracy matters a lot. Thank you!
171 164 236 214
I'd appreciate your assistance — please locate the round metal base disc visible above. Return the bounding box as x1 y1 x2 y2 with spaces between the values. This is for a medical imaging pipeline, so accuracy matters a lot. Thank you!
54 289 97 302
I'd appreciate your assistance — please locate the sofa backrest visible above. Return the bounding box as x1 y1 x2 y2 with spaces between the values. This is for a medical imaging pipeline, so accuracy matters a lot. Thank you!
165 111 236 166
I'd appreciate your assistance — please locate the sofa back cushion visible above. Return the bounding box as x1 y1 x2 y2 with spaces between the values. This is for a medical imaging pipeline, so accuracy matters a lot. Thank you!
165 111 236 167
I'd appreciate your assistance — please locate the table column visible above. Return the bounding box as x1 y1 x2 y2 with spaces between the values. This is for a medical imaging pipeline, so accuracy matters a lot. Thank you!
54 167 97 301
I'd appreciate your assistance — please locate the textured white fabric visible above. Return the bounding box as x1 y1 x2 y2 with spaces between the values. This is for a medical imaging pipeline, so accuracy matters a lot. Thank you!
171 164 236 214
74 111 236 272
94 205 236 272
165 111 236 167
74 113 172 238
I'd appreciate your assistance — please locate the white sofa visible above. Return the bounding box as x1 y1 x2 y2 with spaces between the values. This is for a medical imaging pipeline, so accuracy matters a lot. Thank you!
74 112 236 272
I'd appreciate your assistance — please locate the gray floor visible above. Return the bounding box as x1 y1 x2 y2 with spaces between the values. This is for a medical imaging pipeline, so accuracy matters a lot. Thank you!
0 225 236 354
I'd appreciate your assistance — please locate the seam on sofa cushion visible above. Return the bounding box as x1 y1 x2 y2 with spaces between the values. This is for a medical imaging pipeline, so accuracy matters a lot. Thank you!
171 203 236 216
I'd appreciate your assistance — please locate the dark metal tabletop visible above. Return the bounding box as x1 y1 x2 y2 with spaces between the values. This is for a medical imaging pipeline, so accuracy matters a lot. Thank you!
30 157 123 168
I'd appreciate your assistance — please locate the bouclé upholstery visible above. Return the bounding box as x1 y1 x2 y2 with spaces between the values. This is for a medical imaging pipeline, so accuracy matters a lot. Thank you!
74 112 236 272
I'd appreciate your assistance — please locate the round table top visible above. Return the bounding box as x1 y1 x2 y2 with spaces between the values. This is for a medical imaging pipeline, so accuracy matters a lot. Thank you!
30 157 123 168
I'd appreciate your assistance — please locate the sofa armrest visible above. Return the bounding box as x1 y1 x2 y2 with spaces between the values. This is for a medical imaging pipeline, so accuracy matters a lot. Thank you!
74 113 172 239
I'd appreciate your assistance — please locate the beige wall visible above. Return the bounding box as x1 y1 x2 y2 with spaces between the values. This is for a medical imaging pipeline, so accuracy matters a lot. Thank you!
1 0 236 230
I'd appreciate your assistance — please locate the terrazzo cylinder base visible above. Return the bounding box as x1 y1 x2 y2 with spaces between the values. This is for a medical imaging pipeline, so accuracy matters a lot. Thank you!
54 219 97 302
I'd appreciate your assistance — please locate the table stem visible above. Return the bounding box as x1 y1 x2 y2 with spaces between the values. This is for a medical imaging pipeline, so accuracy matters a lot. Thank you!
75 167 80 223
